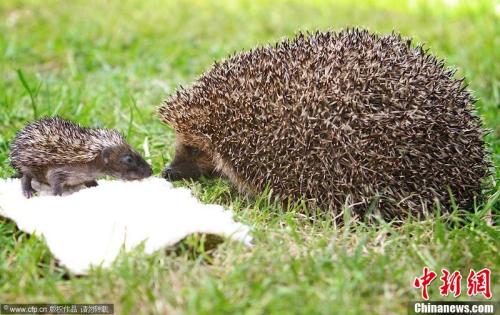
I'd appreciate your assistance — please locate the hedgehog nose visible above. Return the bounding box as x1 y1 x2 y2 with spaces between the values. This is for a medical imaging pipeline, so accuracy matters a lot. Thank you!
162 167 179 181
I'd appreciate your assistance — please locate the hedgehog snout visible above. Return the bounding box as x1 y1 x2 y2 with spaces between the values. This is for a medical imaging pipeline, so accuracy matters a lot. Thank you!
162 167 181 181
129 161 153 180
138 164 153 178
162 163 201 181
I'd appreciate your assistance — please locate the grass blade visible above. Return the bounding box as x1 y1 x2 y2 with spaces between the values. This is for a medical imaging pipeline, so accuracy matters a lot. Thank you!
16 69 39 119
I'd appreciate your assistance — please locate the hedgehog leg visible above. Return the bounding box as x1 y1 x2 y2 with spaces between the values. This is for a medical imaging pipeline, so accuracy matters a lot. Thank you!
84 180 98 188
21 173 36 199
51 181 64 196
47 170 67 196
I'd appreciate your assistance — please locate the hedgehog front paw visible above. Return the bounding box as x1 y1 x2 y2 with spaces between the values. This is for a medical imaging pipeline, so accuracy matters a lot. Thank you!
21 173 36 199
22 187 36 199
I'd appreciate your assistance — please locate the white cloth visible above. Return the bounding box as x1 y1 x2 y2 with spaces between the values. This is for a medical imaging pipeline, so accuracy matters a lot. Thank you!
0 178 252 274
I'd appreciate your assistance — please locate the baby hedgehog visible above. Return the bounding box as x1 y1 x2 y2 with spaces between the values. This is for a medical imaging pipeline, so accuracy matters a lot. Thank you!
159 29 490 218
10 117 152 198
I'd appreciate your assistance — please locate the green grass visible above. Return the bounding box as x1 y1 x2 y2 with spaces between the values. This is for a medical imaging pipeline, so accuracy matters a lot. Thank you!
0 0 498 314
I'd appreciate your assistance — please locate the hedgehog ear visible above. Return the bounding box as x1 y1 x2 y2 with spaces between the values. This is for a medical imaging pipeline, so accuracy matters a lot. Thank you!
101 147 112 165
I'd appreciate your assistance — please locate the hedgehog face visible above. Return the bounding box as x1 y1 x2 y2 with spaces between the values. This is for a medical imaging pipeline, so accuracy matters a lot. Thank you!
101 145 152 180
162 139 217 181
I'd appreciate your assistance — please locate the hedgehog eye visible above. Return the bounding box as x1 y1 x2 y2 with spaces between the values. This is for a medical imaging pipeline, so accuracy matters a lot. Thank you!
186 146 201 157
120 155 135 165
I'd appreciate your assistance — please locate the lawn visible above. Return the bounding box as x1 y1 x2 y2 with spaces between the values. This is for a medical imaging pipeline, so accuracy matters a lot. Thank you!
0 0 498 314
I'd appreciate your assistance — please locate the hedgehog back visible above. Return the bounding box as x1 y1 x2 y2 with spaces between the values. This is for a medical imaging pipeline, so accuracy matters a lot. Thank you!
160 29 490 216
10 117 126 169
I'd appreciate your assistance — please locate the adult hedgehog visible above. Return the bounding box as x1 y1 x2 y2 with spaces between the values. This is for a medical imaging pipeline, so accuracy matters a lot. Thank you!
159 29 490 218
